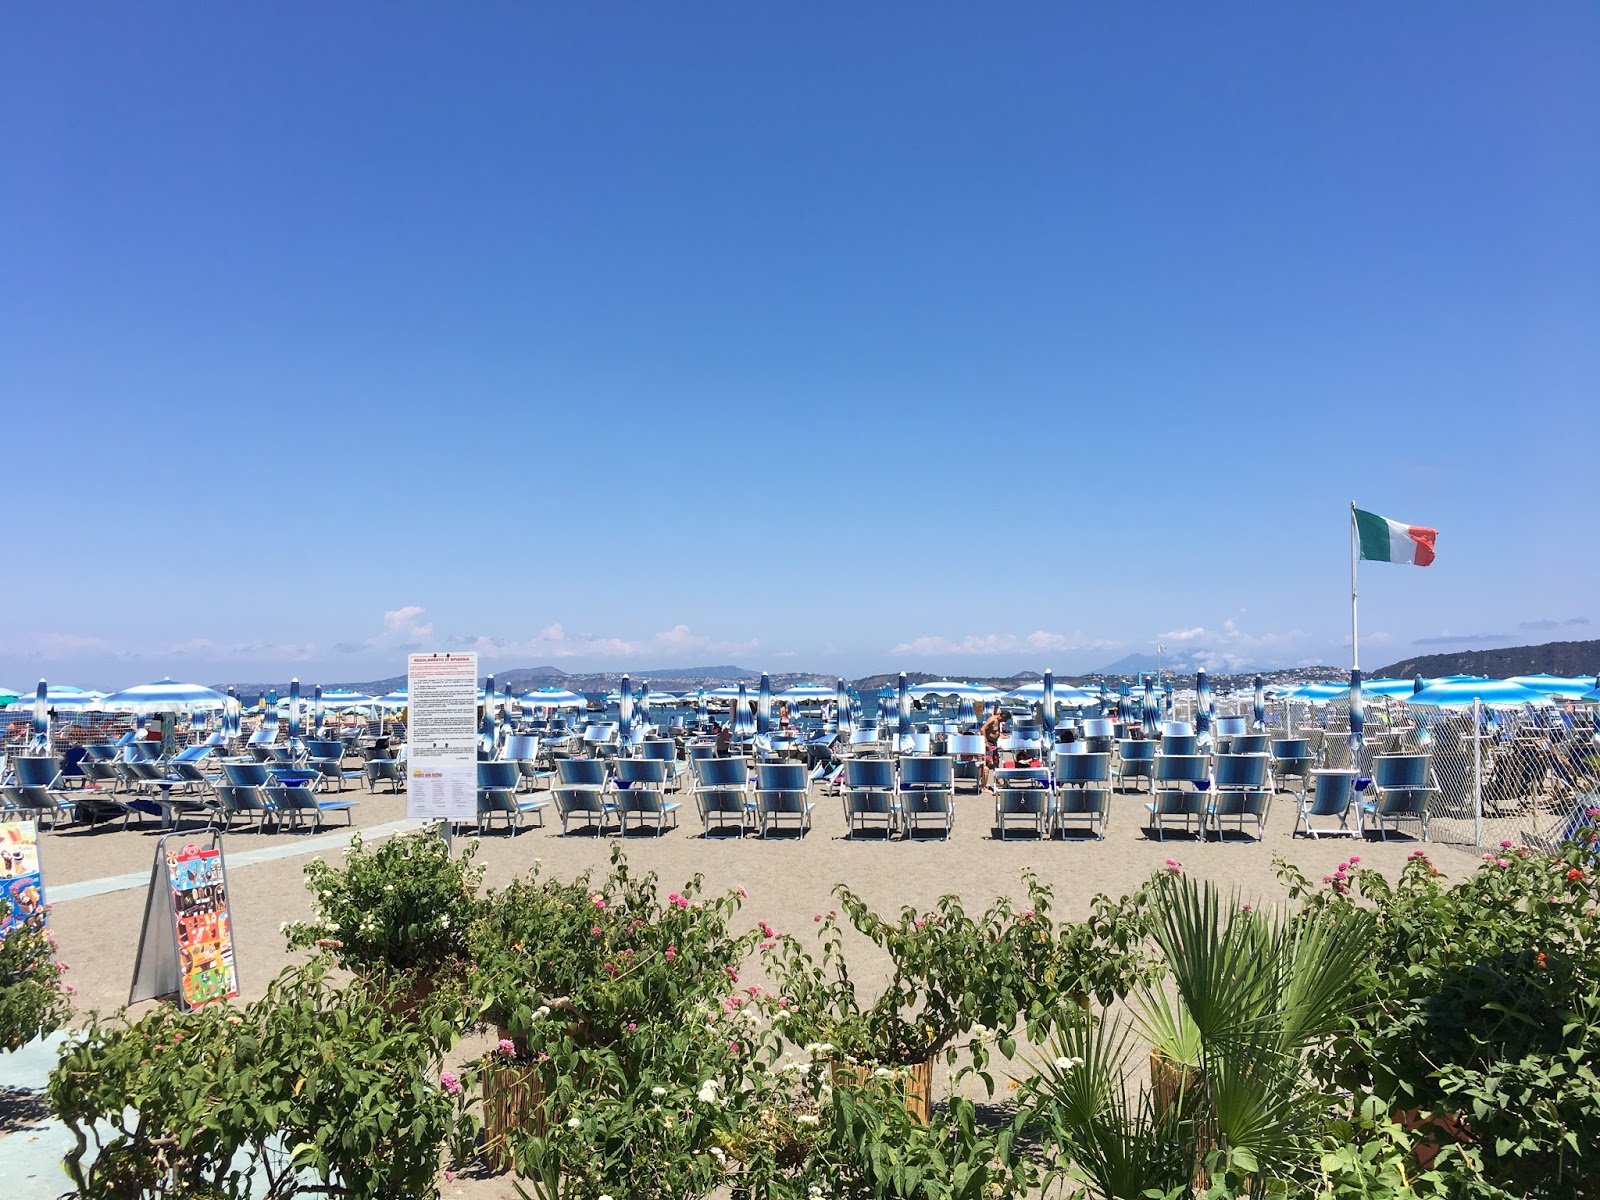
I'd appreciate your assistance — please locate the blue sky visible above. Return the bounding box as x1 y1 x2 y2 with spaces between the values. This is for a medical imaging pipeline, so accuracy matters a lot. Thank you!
3 4 1597 688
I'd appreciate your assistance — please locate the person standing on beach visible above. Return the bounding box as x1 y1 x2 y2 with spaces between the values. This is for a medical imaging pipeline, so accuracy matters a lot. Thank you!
980 708 1009 791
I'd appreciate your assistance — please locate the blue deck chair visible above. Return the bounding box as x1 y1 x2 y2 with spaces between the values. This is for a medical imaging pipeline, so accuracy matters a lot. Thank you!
77 744 122 789
694 757 752 837
756 762 814 837
215 783 281 833
993 766 1051 839
1161 721 1194 738
1159 734 1198 757
641 739 689 792
501 734 553 792
843 758 897 839
1145 754 1210 841
1294 771 1356 839
552 757 615 834
1114 740 1157 792
2 756 77 829
1052 752 1112 840
616 758 680 836
897 756 955 839
365 744 407 792
1208 754 1272 841
581 723 621 760
163 745 218 792
1270 738 1316 798
478 760 546 835
947 733 985 791
305 739 362 791
276 782 359 832
1362 755 1436 841
1230 734 1271 756
1081 718 1115 755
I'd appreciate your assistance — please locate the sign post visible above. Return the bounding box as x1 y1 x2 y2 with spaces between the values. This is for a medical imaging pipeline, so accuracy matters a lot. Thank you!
129 831 240 1009
0 818 46 935
407 652 479 847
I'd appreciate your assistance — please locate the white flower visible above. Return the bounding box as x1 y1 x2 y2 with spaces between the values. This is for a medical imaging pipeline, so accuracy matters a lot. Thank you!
803 1042 833 1056
651 1086 667 1097
797 1113 820 1126
278 921 291 934
696 1080 719 1103
599 1194 614 1200
439 915 450 928
534 1005 551 1020
566 1118 580 1129
872 1067 894 1079
708 1146 728 1168
1053 1055 1084 1071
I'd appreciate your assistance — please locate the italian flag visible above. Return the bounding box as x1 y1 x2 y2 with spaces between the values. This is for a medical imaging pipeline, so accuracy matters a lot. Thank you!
1354 507 1438 566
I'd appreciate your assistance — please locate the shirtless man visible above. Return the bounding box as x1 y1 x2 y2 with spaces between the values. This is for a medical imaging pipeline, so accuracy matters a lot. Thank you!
980 708 1010 791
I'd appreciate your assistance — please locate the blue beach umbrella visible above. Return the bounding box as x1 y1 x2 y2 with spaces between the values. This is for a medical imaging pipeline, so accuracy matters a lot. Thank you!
1411 676 1431 745
1141 677 1159 736
521 687 584 709
1041 670 1056 744
832 679 848 735
102 679 228 712
849 689 863 729
1508 675 1596 698
957 694 977 727
897 671 912 747
757 673 773 737
1116 682 1132 724
1253 675 1266 730
287 678 302 743
224 686 241 741
1163 679 1174 717
618 674 634 749
732 682 754 738
1405 678 1551 708
313 685 324 735
1348 669 1365 760
1098 681 1110 716
32 679 49 753
1195 670 1213 741
696 687 710 725
376 689 409 709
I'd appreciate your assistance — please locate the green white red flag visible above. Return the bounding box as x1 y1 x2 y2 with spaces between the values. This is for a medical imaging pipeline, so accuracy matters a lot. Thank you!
1354 507 1437 566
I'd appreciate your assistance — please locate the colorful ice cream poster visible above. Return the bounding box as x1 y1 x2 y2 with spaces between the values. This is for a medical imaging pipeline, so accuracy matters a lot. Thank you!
165 843 239 1008
0 819 46 935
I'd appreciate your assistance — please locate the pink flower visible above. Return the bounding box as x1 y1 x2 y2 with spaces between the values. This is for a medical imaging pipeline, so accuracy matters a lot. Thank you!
736 884 748 898
1500 839 1514 849
591 926 603 937
665 944 677 962
726 966 739 983
729 1041 741 1054
592 895 606 910
445 1170 455 1182
813 914 823 922
914 919 926 929
627 1022 637 1031
760 939 775 951
1348 855 1361 864
605 962 617 974
1240 903 1254 913
497 1039 516 1056
1496 858 1511 868
440 1071 462 1095
758 920 775 937
64 983 76 995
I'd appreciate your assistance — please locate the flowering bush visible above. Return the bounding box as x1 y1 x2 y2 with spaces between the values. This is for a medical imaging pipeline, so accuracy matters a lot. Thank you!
1280 823 1600 1197
283 830 485 977
467 845 756 1053
0 915 72 1052
49 958 471 1199
764 872 1155 1077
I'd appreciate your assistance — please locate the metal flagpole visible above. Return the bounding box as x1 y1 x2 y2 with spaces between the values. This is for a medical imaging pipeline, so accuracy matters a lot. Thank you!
1350 500 1359 673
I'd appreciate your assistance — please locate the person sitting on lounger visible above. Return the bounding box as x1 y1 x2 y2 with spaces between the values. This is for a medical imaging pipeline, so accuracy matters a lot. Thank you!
715 723 731 757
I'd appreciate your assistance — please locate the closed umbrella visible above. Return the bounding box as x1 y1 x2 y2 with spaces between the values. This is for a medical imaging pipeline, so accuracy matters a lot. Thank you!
849 689 863 730
1041 670 1056 744
1253 675 1266 730
1116 682 1132 724
618 674 634 749
897 671 912 749
1195 670 1213 742
1141 677 1159 736
757 673 773 737
832 678 849 735
956 694 977 727
1412 676 1431 745
732 682 754 738
32 679 50 753
1348 669 1365 761
287 678 303 743
1098 681 1110 717
313 684 325 735
223 686 241 742
696 687 710 725
1163 679 1174 717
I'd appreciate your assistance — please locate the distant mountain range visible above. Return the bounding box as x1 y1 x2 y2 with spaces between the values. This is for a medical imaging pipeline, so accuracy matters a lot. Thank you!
1372 639 1600 681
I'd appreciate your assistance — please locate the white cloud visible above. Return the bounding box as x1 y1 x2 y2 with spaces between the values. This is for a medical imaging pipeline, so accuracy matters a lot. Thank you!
890 631 1119 657
1156 619 1310 673
442 622 758 664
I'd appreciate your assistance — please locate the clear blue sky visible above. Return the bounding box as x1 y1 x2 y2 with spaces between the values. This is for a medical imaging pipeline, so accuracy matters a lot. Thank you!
3 4 1596 688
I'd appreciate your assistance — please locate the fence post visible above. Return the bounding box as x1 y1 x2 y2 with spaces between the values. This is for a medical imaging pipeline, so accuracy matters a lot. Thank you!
1472 697 1483 849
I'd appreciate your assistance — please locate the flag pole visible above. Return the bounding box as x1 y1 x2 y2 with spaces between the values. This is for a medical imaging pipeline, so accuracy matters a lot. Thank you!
1349 501 1359 672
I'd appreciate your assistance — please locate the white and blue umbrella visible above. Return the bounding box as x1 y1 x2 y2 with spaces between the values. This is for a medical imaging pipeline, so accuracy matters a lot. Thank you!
6 683 96 712
31 679 50 753
1195 670 1213 741
732 681 754 738
1252 675 1266 730
1508 675 1596 698
833 679 852 737
956 694 977 726
320 689 377 710
478 674 498 757
287 678 303 742
909 680 990 701
780 684 835 705
223 686 241 741
1411 676 1431 745
1361 678 1426 697
897 671 912 748
706 684 746 700
314 684 327 735
101 679 228 713
1348 669 1365 759
1141 677 1159 736
1405 678 1551 708
1288 682 1348 702
696 687 710 725
618 674 634 749
376 689 409 709
1008 680 1097 707
1163 679 1174 717
521 687 585 709
848 689 863 729
1116 682 1132 724
1098 681 1110 715
756 673 773 737
1041 670 1056 743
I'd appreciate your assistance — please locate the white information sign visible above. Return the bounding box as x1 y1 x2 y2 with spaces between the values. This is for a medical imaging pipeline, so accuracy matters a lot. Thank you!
406 652 479 823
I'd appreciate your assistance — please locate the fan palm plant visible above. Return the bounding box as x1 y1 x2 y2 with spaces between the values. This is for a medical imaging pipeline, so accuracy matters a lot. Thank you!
1027 874 1375 1198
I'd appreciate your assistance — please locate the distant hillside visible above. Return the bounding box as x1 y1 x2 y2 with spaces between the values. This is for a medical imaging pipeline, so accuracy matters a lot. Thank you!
1374 639 1600 680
